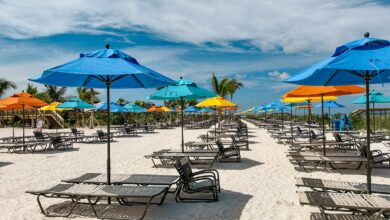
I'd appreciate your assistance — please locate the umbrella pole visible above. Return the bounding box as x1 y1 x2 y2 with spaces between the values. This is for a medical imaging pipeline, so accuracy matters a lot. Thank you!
22 105 25 147
321 95 326 156
308 100 311 143
12 108 15 143
106 81 112 203
372 102 375 134
365 78 372 194
290 105 293 139
281 109 284 131
180 97 184 153
329 107 331 129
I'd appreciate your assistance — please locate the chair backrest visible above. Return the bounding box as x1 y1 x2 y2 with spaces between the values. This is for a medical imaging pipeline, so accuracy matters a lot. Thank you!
97 130 104 137
333 132 342 142
297 127 303 134
216 139 225 153
356 142 373 158
50 136 62 145
310 130 317 139
33 131 45 140
71 128 77 135
174 157 193 183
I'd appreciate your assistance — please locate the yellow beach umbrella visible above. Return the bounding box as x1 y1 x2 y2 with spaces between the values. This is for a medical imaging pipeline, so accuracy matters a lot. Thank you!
39 102 65 111
196 96 236 108
282 96 337 103
161 106 173 112
196 96 236 130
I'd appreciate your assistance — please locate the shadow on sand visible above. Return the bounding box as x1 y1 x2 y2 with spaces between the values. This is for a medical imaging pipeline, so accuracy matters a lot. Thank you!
42 189 252 220
213 158 264 170
0 162 12 168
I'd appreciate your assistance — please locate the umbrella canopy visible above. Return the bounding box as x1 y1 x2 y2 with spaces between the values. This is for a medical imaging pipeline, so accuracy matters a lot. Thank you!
57 97 94 109
95 102 129 113
352 91 390 104
196 96 236 108
147 77 216 100
315 100 345 108
124 103 146 113
148 77 216 152
147 106 164 112
285 34 390 193
283 85 365 97
0 91 48 107
183 106 199 113
0 91 48 144
282 96 337 103
161 106 173 112
39 102 65 111
29 45 176 188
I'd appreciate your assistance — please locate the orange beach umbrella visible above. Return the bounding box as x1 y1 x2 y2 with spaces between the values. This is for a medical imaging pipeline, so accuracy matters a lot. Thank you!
147 106 164 112
0 91 48 144
282 85 365 155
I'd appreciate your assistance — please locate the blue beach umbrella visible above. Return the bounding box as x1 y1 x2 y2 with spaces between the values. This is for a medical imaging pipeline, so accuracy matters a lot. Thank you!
29 44 176 187
147 77 216 152
315 100 345 128
184 106 199 113
124 103 147 113
57 97 95 109
57 97 94 128
352 91 390 133
96 102 129 113
285 33 390 193
266 100 288 130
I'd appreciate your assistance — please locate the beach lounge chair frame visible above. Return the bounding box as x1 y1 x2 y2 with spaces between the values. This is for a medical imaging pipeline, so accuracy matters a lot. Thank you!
298 191 390 219
295 177 390 195
216 139 241 162
145 150 218 168
174 157 220 203
26 184 168 220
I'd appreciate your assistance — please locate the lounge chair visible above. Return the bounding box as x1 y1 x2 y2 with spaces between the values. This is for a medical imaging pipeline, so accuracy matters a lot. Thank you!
174 157 220 203
216 140 241 162
0 142 49 153
356 142 390 168
144 150 219 168
296 177 390 194
26 184 168 220
298 191 390 219
288 155 366 171
49 136 73 150
62 173 179 192
309 213 386 220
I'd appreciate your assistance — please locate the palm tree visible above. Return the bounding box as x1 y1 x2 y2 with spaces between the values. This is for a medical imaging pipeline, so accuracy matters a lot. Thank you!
77 87 100 104
26 83 38 96
211 74 231 98
116 98 127 106
226 79 243 101
0 79 17 97
44 85 67 102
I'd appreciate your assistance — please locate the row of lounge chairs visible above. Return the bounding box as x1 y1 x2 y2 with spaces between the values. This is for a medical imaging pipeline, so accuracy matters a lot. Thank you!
245 118 390 219
26 157 221 219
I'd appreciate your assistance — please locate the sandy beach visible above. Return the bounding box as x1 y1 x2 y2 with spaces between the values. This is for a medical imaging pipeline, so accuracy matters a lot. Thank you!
0 121 389 220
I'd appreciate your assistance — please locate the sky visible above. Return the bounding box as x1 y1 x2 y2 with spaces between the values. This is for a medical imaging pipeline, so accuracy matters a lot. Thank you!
1 0 390 113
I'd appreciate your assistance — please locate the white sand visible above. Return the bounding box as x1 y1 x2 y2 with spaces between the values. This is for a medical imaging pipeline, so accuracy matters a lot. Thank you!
0 122 389 220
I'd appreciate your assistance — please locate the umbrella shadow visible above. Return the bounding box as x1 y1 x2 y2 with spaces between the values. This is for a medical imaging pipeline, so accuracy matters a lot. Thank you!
213 158 264 170
42 189 252 220
0 162 12 168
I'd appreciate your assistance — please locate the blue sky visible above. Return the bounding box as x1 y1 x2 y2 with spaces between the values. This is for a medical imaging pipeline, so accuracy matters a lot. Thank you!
1 0 390 113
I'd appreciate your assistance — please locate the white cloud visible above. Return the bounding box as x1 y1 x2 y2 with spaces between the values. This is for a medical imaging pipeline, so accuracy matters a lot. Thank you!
267 71 291 81
0 0 389 54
